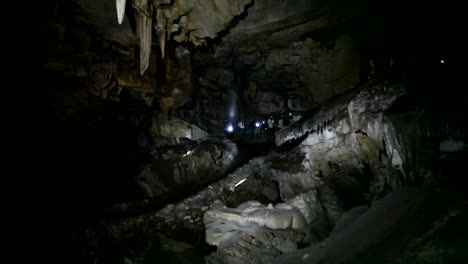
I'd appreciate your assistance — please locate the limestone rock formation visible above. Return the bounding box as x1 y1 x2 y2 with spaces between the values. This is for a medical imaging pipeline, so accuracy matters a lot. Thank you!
274 83 407 198
153 0 253 46
273 187 466 264
51 1 467 264
135 138 238 202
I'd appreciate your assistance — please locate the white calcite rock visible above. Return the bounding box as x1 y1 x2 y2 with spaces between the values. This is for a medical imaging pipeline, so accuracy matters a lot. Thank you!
115 0 126 24
204 199 309 246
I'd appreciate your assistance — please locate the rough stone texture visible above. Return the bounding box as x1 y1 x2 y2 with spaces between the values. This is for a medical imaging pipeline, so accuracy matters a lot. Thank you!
228 0 323 38
105 147 345 263
274 83 408 199
298 35 360 107
212 33 361 114
204 200 307 245
73 0 138 45
204 208 304 264
273 188 467 264
57 0 367 134
149 113 208 145
202 192 335 264
54 1 468 264
135 138 238 202
244 86 286 114
135 0 152 74
154 0 253 46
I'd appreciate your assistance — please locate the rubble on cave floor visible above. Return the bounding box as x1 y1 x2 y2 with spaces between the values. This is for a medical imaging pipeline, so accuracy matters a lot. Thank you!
72 82 467 264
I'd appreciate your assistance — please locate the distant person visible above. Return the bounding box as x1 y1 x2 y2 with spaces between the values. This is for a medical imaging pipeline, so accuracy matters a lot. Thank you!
237 120 245 136
277 118 284 129
267 116 275 135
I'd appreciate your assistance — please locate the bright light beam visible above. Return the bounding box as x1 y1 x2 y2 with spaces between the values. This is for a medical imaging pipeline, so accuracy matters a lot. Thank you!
234 178 247 187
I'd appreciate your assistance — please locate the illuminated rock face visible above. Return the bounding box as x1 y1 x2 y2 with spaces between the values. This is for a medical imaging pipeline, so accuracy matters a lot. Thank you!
202 199 309 263
273 83 408 199
153 0 253 46
135 138 238 202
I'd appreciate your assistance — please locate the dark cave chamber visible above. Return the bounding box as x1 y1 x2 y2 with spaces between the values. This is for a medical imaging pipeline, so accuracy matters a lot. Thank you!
40 0 468 263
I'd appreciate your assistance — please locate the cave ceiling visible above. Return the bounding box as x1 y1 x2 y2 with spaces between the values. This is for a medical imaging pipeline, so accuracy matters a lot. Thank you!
51 0 467 133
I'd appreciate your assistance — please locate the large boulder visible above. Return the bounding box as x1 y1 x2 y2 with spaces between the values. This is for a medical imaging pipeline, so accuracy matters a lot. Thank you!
135 139 238 202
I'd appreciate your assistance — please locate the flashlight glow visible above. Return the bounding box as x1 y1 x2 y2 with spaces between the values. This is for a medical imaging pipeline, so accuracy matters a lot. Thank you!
255 122 260 127
227 124 233 132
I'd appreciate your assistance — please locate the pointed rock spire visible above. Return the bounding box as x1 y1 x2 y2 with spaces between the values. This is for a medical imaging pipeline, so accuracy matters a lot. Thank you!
156 9 166 59
116 0 126 24
136 0 152 75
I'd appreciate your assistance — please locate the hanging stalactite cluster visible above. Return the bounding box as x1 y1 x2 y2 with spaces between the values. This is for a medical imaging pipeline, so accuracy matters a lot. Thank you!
114 0 253 75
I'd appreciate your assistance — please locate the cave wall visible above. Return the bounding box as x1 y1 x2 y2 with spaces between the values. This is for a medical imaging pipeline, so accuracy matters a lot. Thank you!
51 0 373 137
50 0 468 136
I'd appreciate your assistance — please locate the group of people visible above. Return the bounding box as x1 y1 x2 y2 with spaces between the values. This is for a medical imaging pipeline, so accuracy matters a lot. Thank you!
223 112 296 139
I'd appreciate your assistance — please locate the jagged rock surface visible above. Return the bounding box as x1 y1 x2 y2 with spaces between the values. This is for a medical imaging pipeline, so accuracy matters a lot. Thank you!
135 137 238 202
274 83 406 199
273 187 467 264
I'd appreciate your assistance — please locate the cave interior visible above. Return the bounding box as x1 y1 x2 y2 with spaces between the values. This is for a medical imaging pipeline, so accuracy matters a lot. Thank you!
42 0 468 263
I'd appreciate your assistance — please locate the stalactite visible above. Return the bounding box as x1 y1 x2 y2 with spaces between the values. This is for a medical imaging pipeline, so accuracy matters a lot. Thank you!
156 9 166 59
116 0 126 24
136 0 152 75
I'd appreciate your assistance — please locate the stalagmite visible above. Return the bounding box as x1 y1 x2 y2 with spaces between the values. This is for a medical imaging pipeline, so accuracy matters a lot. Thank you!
116 0 126 24
136 0 152 75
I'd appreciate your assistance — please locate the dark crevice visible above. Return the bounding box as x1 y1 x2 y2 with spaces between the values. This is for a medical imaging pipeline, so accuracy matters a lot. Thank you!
210 0 256 46
276 131 310 153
